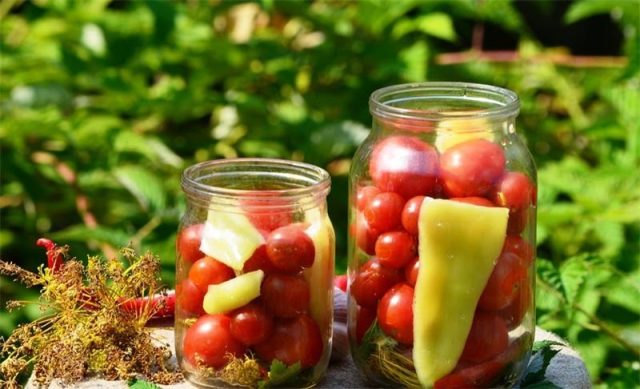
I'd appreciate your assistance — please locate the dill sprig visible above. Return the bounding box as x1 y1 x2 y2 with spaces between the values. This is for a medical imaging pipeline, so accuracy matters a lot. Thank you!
0 246 182 387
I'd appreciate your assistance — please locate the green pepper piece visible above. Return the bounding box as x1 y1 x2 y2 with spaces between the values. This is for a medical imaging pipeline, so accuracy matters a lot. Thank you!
413 199 508 387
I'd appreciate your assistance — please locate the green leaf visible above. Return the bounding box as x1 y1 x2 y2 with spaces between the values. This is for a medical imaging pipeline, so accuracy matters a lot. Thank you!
238 140 288 158
520 340 563 388
128 378 160 389
400 40 429 82
114 131 157 161
565 0 628 24
258 360 302 388
51 225 131 248
114 166 167 212
478 0 524 32
146 138 183 168
145 0 176 43
352 320 397 365
593 221 625 259
392 13 456 42
602 82 640 162
606 275 640 315
356 0 421 35
536 259 564 298
306 121 369 166
560 255 588 306
114 131 183 168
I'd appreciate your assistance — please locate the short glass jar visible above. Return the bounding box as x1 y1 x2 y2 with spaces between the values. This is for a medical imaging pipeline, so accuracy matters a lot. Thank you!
348 83 536 388
176 158 334 388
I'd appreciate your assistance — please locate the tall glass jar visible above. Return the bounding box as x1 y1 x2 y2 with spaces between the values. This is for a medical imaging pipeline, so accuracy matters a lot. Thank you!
177 158 334 388
348 83 536 388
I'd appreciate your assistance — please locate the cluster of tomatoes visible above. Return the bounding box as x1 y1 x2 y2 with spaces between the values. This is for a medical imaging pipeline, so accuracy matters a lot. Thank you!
350 135 536 383
176 215 324 372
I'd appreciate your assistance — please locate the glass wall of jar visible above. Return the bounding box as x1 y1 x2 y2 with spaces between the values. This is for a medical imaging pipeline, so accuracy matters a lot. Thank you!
348 83 536 388
177 158 334 388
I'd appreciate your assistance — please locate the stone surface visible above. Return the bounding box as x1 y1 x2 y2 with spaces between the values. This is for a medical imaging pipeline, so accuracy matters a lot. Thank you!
27 289 590 388
27 326 590 389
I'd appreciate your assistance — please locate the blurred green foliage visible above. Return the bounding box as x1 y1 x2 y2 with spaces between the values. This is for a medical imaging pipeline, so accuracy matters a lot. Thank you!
1 0 638 386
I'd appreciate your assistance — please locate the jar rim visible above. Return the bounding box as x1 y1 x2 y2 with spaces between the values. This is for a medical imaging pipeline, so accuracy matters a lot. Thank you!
369 82 520 122
181 158 331 208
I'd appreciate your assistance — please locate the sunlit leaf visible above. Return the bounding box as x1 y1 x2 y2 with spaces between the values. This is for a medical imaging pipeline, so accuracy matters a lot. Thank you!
392 13 456 42
560 255 588 306
400 40 429 82
565 0 638 25
114 166 166 212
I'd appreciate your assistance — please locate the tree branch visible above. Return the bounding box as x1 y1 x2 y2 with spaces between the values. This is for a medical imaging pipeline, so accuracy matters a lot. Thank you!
436 50 628 68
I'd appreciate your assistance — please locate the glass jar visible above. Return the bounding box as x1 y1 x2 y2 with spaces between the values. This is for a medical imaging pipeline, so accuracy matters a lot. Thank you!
348 83 536 388
176 158 334 388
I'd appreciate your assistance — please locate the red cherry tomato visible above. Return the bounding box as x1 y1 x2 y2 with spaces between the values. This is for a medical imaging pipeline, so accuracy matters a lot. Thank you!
478 252 527 311
404 257 420 287
440 139 505 198
460 313 509 364
501 281 531 330
436 334 527 388
183 314 246 369
369 136 439 198
364 192 405 233
375 231 416 269
355 213 381 255
241 192 293 232
254 314 323 368
188 256 235 292
451 196 494 207
507 208 528 235
261 274 310 318
266 224 315 273
229 303 274 346
493 172 535 211
355 306 376 343
502 235 534 266
177 278 205 316
377 283 414 345
177 224 205 263
350 259 402 309
434 360 504 389
334 274 348 292
401 196 425 235
356 185 381 211
243 244 277 274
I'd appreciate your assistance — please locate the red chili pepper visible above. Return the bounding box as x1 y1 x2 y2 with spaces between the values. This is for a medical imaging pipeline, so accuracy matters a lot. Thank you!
36 238 64 273
36 237 174 319
119 291 176 319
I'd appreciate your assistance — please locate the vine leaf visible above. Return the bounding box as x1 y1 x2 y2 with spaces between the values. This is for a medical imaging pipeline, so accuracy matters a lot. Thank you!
258 360 302 388
536 259 564 298
559 256 588 306
520 340 564 389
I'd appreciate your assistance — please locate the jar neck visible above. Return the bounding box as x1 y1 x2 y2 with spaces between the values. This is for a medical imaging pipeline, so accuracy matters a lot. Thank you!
369 82 519 134
181 158 331 211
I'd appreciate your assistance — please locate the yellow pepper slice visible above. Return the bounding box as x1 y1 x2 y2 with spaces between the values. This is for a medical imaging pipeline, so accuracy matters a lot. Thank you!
413 199 508 387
